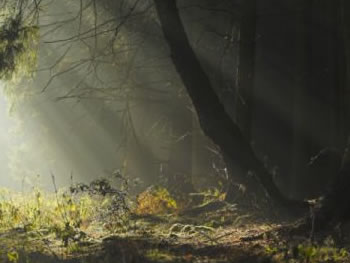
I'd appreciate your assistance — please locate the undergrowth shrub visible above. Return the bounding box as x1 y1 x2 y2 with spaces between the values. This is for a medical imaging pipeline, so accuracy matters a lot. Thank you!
0 172 132 247
69 172 131 233
0 14 39 81
135 186 178 215
265 237 349 263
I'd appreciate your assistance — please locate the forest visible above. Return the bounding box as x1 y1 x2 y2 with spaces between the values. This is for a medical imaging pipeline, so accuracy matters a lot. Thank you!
0 0 349 262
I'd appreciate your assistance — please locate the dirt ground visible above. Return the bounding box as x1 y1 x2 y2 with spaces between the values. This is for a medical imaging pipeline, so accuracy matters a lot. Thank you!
0 201 348 263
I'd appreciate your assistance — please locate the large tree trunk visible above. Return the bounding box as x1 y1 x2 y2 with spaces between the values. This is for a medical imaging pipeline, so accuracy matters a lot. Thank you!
226 0 258 202
297 142 350 232
153 0 307 210
315 0 350 226
294 1 350 230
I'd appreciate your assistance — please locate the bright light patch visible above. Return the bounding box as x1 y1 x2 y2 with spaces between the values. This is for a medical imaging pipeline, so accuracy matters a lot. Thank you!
0 87 18 188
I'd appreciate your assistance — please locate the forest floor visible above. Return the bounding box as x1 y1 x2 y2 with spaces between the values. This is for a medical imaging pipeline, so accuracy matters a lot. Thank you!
0 184 349 263
0 202 281 263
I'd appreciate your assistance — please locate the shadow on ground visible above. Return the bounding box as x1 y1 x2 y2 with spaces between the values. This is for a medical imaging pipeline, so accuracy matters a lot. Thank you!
12 235 268 263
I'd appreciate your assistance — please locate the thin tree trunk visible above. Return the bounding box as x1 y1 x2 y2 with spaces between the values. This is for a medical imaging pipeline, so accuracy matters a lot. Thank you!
302 141 350 231
153 0 307 210
341 0 350 138
236 0 257 140
291 0 313 199
294 2 350 230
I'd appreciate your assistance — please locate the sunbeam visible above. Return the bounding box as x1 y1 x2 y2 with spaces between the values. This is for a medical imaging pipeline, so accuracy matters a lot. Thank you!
0 1 347 262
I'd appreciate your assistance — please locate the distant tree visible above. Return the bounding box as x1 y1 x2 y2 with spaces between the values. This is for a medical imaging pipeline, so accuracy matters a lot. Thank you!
235 0 256 139
291 0 313 199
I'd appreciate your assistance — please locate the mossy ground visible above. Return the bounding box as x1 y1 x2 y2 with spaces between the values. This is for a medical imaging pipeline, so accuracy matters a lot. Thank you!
0 186 348 263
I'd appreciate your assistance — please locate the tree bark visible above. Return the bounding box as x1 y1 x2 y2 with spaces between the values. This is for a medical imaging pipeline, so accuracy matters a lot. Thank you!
293 1 350 230
236 0 257 140
340 0 350 139
153 0 308 210
317 1 350 228
297 141 350 232
291 0 313 199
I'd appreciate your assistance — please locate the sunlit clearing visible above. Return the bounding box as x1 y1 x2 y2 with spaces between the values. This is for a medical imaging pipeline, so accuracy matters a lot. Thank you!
0 86 19 189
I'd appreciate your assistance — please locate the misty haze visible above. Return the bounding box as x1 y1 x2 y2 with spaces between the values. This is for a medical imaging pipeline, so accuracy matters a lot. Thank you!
0 0 348 262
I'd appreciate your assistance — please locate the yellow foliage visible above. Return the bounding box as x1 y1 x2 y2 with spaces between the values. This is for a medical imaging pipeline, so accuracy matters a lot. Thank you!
0 188 104 236
134 186 178 215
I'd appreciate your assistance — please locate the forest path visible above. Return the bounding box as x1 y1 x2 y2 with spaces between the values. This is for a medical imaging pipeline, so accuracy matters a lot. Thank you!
0 203 348 263
0 205 286 263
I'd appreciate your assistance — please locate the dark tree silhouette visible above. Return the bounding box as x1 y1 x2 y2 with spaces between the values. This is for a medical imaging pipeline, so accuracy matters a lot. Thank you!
154 0 350 230
153 0 307 210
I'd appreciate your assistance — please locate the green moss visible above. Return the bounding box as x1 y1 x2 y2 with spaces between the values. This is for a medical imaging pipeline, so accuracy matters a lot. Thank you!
145 249 176 262
265 238 349 263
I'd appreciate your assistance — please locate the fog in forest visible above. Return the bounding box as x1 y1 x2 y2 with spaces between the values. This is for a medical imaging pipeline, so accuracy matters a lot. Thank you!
0 1 349 262
0 0 338 198
0 0 226 193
